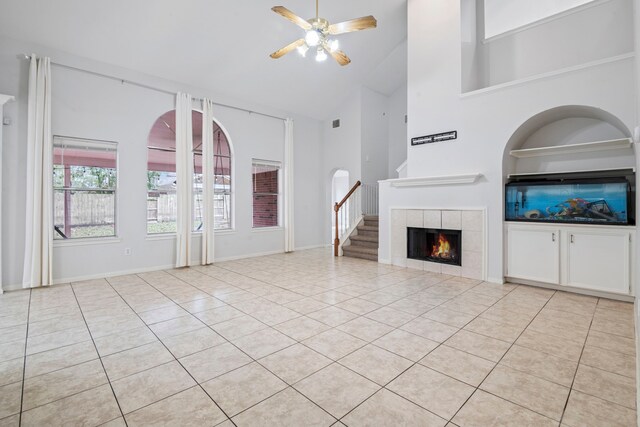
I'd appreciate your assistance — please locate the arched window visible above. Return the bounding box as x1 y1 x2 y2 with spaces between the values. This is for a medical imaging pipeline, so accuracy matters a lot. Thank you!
147 110 232 234
193 112 232 231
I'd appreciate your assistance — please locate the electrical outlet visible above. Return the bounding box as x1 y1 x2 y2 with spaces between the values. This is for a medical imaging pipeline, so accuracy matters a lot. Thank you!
124 248 132 256
2 116 11 126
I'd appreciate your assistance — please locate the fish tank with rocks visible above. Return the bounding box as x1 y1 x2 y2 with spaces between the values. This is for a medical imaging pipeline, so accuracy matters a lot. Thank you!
505 175 634 226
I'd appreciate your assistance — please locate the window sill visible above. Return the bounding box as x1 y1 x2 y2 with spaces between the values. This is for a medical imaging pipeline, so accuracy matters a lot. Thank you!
54 237 121 247
212 229 237 236
146 229 237 241
146 234 176 242
251 226 283 233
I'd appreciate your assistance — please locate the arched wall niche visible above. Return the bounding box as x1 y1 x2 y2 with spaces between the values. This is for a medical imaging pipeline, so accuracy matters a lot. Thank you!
502 105 635 178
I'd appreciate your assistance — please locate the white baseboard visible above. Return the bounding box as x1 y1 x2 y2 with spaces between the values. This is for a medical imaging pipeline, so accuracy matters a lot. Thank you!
2 263 178 292
294 244 331 251
1 245 331 293
378 258 392 265
212 249 285 263
506 276 634 302
487 276 505 285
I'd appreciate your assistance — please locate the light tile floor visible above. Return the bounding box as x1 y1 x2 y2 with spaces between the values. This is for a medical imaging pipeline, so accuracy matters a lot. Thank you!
0 248 637 426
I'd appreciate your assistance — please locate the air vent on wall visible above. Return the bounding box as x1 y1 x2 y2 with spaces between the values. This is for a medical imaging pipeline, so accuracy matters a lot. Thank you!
332 119 341 128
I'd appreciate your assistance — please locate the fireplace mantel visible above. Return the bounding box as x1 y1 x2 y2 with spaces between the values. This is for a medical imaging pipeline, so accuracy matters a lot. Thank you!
383 173 483 188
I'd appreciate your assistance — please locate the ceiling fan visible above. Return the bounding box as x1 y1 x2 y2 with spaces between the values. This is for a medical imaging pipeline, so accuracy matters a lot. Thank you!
269 0 377 66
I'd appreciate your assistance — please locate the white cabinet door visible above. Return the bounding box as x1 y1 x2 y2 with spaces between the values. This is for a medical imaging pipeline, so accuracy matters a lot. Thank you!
507 226 560 284
566 230 630 294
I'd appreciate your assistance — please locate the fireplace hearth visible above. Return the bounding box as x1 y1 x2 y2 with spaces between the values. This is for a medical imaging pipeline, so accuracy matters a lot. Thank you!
407 227 462 266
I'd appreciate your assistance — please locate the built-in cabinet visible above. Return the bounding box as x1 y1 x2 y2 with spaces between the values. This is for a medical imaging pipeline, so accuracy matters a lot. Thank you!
564 229 630 294
506 223 634 295
507 225 560 285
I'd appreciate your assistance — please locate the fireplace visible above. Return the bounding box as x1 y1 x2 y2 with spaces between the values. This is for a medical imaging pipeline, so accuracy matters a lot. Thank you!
407 227 462 266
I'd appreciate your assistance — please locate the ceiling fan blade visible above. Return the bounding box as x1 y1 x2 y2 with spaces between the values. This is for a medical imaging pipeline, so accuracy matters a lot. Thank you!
272 6 312 30
270 39 306 59
328 15 377 35
329 49 351 66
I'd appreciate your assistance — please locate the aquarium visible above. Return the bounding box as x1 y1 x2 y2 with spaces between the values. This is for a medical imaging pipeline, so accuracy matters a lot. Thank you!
505 178 633 225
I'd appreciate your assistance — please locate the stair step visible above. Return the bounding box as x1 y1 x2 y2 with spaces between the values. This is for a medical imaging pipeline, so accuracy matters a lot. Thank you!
363 221 379 228
363 215 379 222
343 251 378 262
357 225 379 233
351 234 378 244
343 245 378 256
350 240 378 249
358 229 378 238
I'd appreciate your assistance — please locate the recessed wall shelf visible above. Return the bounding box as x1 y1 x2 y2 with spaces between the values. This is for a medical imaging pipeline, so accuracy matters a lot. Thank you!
507 167 636 179
509 137 633 159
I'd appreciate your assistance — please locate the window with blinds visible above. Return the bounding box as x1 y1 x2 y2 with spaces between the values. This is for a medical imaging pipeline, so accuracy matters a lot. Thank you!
53 137 117 239
252 160 281 228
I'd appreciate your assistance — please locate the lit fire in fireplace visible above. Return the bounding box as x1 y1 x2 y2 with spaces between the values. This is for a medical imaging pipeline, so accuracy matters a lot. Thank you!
431 233 453 259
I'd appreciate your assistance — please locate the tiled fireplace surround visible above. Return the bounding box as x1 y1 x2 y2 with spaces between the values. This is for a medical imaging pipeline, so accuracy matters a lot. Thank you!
390 209 485 280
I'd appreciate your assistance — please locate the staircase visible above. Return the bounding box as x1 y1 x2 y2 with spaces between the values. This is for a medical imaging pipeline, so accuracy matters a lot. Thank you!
342 215 379 261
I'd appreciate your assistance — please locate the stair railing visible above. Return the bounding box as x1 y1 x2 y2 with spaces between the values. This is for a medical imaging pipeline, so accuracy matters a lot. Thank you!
334 180 362 256
361 183 379 216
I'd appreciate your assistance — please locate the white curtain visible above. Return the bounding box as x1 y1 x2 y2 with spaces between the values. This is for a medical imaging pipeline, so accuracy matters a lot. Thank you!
201 99 215 265
23 55 53 288
175 93 193 267
284 118 295 253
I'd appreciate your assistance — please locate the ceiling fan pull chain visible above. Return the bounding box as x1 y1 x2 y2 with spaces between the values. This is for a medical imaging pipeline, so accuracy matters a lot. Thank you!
316 0 319 19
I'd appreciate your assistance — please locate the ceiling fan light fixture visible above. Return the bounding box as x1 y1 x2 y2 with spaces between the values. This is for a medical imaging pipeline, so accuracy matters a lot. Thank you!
270 2 377 66
297 43 309 57
305 29 321 47
315 48 328 62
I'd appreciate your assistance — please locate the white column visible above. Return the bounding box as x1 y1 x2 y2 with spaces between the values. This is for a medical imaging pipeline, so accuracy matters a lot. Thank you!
0 94 15 293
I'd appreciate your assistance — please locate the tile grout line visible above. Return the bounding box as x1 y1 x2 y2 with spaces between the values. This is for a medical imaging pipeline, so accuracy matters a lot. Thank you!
334 280 524 424
448 288 564 424
68 281 130 427
174 277 356 423
132 268 356 423
135 272 341 425
104 276 239 427
154 264 413 422
17 288 32 427
6 253 634 425
558 305 595 426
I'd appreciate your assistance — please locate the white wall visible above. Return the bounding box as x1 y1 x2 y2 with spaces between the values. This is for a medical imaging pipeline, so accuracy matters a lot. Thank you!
322 89 363 186
463 0 634 91
361 87 390 185
387 83 408 177
484 0 595 38
0 35 325 287
378 0 636 284
321 89 362 243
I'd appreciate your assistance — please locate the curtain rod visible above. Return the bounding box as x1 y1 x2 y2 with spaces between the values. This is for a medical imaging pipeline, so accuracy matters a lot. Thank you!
21 54 287 122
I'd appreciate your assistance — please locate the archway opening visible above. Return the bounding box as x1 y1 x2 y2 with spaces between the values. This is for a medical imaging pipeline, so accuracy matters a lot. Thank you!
331 169 350 244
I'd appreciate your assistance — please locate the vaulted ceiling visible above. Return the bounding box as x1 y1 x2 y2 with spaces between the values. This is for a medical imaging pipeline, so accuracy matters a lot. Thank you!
0 0 407 119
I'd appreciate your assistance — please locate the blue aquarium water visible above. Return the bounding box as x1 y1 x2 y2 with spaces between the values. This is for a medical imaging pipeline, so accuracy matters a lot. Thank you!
505 181 629 224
